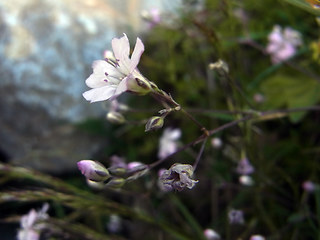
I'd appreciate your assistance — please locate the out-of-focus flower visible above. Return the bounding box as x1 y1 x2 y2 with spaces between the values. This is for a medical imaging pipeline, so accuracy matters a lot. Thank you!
228 209 244 224
158 163 198 191
83 33 153 103
141 8 161 29
302 180 316 193
204 228 220 240
239 175 254 186
266 25 302 64
236 157 255 175
77 160 110 182
253 93 265 103
158 128 181 159
250 235 266 240
211 137 223 149
107 214 122 233
17 203 49 240
106 111 126 124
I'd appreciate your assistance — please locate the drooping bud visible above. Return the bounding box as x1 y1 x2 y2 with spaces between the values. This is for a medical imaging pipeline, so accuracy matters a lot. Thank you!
77 160 110 182
106 111 126 124
105 177 126 189
250 235 266 240
158 163 198 191
239 175 254 186
145 116 164 132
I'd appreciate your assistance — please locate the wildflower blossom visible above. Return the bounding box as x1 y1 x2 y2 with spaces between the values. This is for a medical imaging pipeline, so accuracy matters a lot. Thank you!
236 157 255 175
83 33 153 103
266 25 302 64
204 228 220 240
17 203 49 240
158 128 181 159
158 163 198 191
228 209 244 224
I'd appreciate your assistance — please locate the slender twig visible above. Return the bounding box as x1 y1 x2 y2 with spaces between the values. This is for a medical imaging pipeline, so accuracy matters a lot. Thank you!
148 105 320 169
193 138 208 171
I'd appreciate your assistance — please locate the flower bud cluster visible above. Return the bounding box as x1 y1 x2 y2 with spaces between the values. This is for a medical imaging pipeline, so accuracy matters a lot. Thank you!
77 159 149 189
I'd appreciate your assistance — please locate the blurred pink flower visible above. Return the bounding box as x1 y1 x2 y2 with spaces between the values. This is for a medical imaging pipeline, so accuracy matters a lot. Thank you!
204 228 220 240
236 157 255 175
141 8 161 29
83 34 152 103
302 180 316 193
158 128 181 159
17 204 49 240
266 25 302 64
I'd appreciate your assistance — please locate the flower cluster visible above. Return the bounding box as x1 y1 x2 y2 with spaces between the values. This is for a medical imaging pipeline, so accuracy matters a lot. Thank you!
236 157 255 186
17 203 49 240
266 25 302 64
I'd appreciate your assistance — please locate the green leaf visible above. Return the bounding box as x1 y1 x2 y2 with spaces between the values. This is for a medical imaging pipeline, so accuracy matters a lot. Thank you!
282 0 320 16
261 74 320 122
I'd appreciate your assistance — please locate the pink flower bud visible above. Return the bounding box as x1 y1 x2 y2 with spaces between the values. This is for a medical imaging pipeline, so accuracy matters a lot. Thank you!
77 160 110 182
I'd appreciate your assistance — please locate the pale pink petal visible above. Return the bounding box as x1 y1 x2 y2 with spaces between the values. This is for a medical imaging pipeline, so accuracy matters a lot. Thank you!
83 85 116 103
112 76 129 100
129 37 144 71
112 33 131 73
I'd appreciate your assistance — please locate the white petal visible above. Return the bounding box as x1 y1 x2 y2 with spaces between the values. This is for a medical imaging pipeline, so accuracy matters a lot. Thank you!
129 37 144 71
83 85 116 103
111 76 129 100
112 33 131 73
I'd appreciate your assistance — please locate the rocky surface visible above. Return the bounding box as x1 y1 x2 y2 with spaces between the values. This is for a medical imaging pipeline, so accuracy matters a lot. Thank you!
0 0 164 172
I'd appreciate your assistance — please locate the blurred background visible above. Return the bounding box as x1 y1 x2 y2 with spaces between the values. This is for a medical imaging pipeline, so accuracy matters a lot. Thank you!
0 0 320 239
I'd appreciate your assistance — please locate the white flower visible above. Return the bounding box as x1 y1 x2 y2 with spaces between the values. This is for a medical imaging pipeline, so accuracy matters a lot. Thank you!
17 204 49 240
83 33 153 103
266 25 302 64
158 128 181 159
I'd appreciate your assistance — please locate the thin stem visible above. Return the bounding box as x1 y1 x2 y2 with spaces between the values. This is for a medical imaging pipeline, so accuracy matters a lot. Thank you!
193 138 208 171
181 108 209 134
148 105 320 169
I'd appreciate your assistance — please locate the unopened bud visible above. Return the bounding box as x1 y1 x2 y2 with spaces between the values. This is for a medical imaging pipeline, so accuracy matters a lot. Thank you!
77 160 110 182
108 166 127 176
106 112 125 124
106 178 126 189
209 59 229 76
145 116 164 132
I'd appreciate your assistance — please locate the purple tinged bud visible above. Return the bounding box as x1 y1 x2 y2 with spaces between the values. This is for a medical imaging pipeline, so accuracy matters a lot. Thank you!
77 160 110 182
302 180 316 193
145 116 164 132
